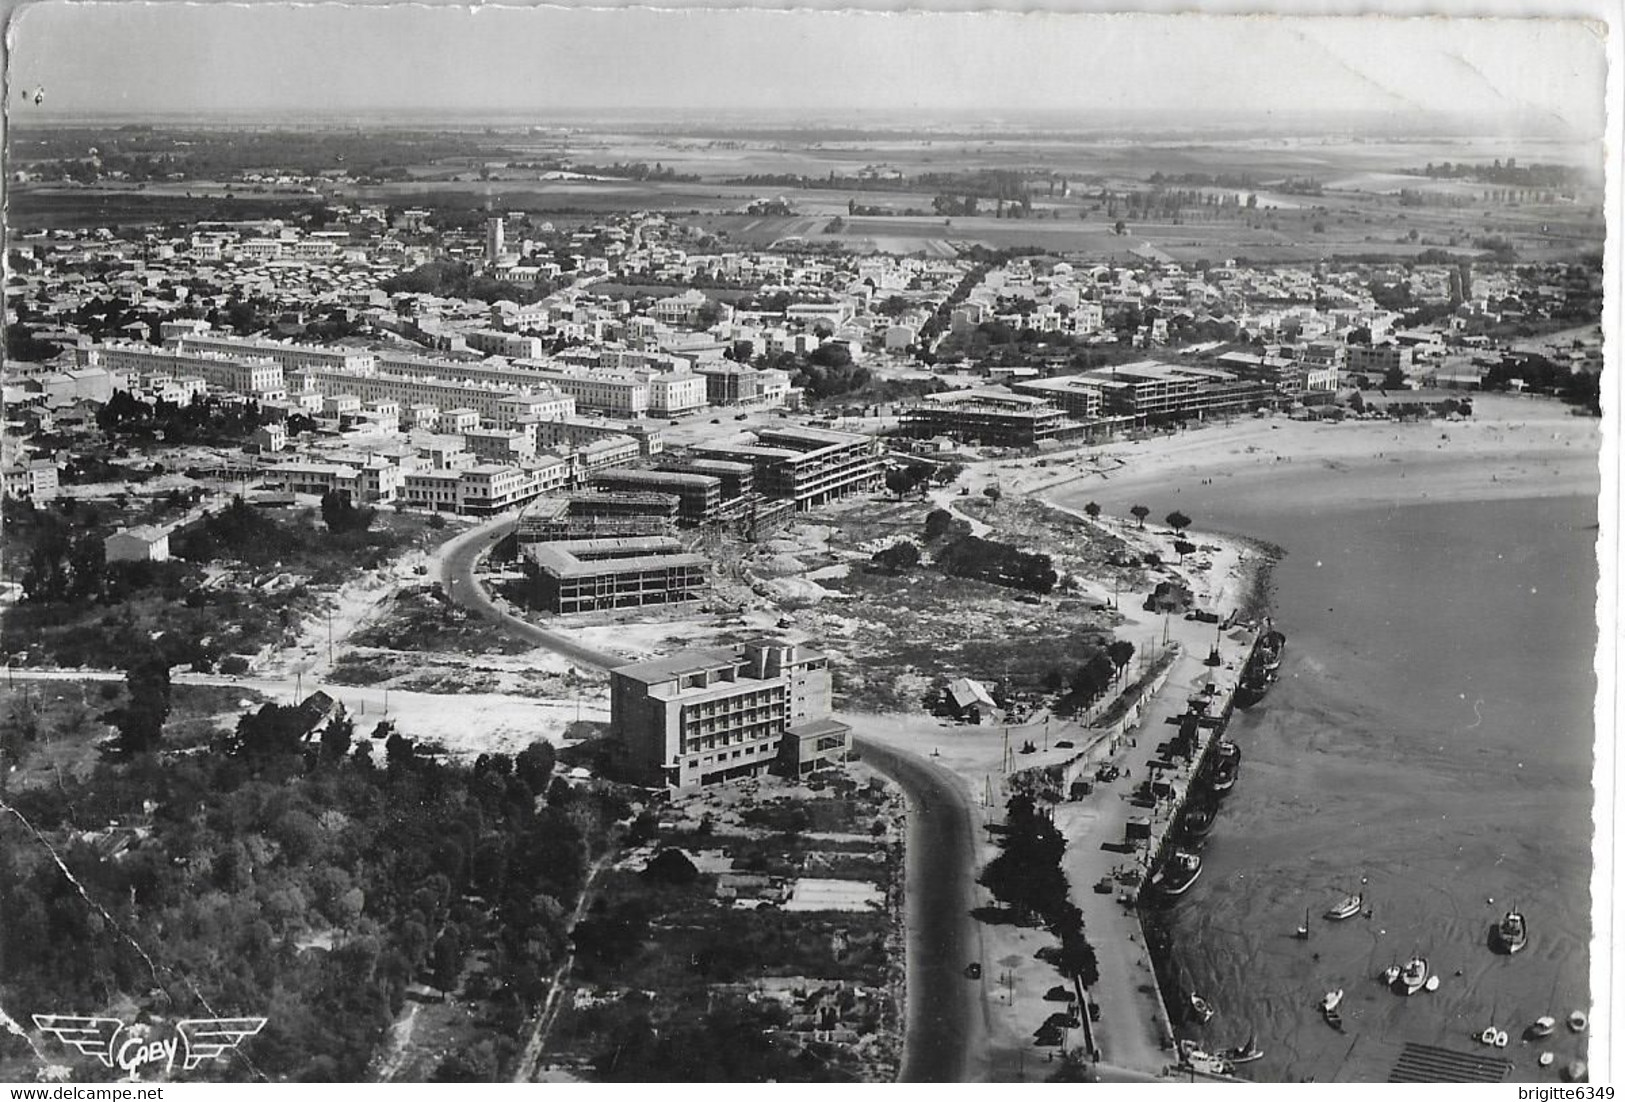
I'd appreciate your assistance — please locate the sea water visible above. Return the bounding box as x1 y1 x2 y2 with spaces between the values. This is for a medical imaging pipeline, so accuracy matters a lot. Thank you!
1161 494 1598 1081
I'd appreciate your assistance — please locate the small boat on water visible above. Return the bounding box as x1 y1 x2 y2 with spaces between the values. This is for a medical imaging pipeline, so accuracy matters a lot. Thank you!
1189 993 1216 1023
1381 964 1401 985
1529 1016 1557 1039
1325 892 1364 921
1219 1030 1264 1066
1151 850 1204 897
1568 1010 1588 1033
1538 1052 1555 1068
1393 956 1430 996
1320 991 1344 1030
1493 908 1528 954
1294 906 1311 940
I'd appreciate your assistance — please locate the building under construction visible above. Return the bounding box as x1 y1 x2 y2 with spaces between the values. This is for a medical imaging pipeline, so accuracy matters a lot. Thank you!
521 536 708 614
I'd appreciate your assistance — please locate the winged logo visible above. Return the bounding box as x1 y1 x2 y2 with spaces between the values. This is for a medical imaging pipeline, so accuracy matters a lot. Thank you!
31 1016 124 1067
175 1018 267 1070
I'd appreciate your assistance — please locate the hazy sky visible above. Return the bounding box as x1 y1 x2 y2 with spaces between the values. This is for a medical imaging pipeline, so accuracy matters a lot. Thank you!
4 2 1609 135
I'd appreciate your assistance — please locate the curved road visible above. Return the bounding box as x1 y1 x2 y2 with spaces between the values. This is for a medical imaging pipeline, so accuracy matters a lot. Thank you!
855 737 989 1082
438 516 623 671
438 519 988 1080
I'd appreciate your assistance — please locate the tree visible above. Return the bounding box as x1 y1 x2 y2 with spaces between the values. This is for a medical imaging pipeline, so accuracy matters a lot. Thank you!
1130 504 1150 529
320 713 353 763
1166 510 1192 534
1106 639 1136 682
642 848 699 886
871 540 920 574
1056 928 1100 988
1083 501 1101 520
320 491 375 534
112 653 172 754
1173 539 1196 562
884 468 914 500
516 740 556 792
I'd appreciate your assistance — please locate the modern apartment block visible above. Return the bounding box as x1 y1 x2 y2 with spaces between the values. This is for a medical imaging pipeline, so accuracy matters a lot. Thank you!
610 636 852 788
694 425 882 510
521 536 708 614
516 492 679 541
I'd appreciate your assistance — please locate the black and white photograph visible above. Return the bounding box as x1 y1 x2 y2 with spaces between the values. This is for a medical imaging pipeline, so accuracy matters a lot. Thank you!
0 0 1616 1086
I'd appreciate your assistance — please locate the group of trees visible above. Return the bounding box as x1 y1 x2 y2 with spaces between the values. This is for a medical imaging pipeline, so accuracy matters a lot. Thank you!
935 535 1058 595
97 390 273 446
979 794 1099 988
380 260 559 306
0 710 617 1081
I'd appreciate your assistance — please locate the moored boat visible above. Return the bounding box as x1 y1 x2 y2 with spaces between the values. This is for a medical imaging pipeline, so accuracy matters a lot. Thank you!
1189 993 1215 1023
1393 956 1430 996
1567 1010 1588 1033
1181 800 1217 839
1206 740 1241 793
1219 1031 1263 1065
1528 1015 1557 1039
1493 908 1528 954
1325 892 1363 921
1150 849 1204 897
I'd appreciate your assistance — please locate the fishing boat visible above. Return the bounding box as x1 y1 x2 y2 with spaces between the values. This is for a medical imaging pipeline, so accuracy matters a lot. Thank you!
1393 956 1430 996
1206 740 1241 793
1567 1010 1588 1033
1528 1016 1558 1039
1259 629 1286 672
1189 993 1216 1023
1325 892 1364 921
1219 1031 1264 1066
1150 850 1204 897
1320 991 1344 1030
1493 908 1528 954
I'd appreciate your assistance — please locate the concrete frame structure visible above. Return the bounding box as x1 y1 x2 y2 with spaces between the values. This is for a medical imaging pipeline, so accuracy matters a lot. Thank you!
522 536 707 615
900 389 1095 447
694 425 882 510
590 468 723 526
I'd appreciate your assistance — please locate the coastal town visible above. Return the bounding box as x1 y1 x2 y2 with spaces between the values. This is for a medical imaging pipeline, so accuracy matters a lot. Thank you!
0 9 1610 1087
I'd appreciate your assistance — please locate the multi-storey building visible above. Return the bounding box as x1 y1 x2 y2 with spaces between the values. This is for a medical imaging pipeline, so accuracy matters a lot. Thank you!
464 329 544 359
610 636 852 788
1008 375 1106 420
590 468 723 526
646 372 709 416
287 367 574 425
900 389 1095 447
81 343 287 400
173 333 375 375
521 536 708 614
694 426 882 510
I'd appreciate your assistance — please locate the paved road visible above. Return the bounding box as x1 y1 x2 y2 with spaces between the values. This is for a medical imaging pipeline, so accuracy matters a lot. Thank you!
438 516 622 672
440 524 987 1082
856 736 990 1083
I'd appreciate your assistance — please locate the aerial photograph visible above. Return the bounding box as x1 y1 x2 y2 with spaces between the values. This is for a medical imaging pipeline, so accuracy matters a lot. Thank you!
0 1 1612 1087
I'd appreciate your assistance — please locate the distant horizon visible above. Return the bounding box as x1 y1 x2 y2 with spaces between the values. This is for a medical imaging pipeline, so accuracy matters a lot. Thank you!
7 5 1608 141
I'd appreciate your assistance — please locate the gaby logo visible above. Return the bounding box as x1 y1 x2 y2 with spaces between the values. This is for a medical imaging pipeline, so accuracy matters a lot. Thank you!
32 1015 266 1080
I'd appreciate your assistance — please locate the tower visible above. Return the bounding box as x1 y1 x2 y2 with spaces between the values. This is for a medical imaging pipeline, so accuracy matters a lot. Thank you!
486 216 505 262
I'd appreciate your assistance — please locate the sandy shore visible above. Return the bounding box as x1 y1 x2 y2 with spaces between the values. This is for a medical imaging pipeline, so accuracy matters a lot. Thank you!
1007 393 1599 519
